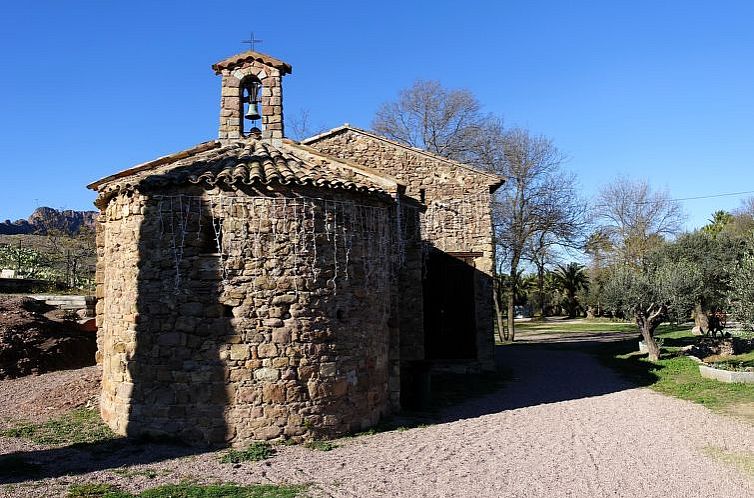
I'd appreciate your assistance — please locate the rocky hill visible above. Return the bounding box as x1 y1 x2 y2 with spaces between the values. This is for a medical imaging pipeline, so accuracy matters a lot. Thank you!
0 207 97 235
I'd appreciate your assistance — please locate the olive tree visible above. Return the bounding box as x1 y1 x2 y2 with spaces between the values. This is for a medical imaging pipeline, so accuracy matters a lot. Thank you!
602 261 701 361
650 231 744 333
729 246 754 331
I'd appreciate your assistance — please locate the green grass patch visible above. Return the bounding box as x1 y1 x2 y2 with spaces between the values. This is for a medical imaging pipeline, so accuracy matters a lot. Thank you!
67 483 131 497
513 319 690 336
1 408 115 446
648 356 753 409
67 483 308 498
303 440 337 451
0 455 42 478
514 319 638 333
219 442 275 464
703 446 754 477
597 328 754 422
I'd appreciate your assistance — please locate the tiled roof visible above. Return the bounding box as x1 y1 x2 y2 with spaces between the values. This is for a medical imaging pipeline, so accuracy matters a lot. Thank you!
302 124 506 188
212 50 292 75
89 138 400 207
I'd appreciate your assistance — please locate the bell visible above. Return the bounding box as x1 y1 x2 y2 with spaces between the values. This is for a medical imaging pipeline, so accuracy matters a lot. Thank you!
245 102 261 121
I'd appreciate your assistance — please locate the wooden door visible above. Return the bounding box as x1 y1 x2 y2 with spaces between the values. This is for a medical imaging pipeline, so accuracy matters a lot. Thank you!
423 249 477 359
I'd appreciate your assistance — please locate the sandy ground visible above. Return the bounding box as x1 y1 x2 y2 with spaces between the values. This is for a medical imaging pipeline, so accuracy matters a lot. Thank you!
1 333 753 497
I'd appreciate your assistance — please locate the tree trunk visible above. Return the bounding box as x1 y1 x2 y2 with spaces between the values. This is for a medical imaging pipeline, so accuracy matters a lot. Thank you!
639 324 661 361
635 303 666 362
537 263 546 319
507 257 520 342
567 291 576 318
493 277 508 342
507 292 515 342
692 303 709 336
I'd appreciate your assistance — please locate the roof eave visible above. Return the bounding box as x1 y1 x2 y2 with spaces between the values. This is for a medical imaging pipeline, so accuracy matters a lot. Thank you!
211 50 293 75
87 141 221 191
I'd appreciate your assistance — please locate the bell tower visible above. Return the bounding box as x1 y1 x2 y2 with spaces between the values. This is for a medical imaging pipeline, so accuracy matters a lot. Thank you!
212 51 292 141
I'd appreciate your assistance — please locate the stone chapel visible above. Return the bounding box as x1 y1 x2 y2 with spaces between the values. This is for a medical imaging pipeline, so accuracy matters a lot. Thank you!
88 50 504 445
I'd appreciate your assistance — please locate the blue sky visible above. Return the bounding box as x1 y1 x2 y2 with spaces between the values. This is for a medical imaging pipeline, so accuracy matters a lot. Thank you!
2 0 753 230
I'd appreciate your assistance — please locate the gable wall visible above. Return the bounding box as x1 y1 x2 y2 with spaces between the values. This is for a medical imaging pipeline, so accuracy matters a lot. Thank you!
307 130 496 370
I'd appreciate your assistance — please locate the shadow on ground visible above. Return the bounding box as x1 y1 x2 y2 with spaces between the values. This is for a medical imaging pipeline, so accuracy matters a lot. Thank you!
1 332 664 484
0 436 207 484
366 331 667 433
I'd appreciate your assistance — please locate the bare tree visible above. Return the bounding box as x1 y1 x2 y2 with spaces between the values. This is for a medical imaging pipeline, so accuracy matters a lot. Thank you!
36 213 96 289
494 128 577 339
372 80 499 167
373 81 586 341
523 170 588 318
287 108 327 142
593 177 685 267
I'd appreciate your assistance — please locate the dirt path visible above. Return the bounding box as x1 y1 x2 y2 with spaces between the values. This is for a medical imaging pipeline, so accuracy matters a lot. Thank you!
2 337 753 497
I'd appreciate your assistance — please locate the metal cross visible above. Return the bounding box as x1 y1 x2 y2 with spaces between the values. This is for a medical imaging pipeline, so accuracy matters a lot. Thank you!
241 32 263 51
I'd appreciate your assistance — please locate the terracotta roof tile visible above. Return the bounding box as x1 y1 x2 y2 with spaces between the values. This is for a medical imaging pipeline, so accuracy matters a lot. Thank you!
212 50 292 75
90 138 400 207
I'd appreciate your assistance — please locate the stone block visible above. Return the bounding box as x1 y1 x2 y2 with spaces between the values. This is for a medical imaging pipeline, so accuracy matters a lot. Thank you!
237 387 260 403
271 294 297 305
230 344 250 360
263 384 285 403
271 357 289 369
254 367 279 382
263 318 284 327
271 329 291 344
257 343 278 358
254 425 282 440
320 362 337 377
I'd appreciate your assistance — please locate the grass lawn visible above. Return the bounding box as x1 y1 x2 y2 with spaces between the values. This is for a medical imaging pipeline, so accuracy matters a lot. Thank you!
513 319 638 334
0 407 115 446
66 483 308 498
596 326 754 424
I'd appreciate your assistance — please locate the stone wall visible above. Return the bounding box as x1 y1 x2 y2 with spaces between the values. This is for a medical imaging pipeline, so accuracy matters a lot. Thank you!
306 129 499 370
97 185 405 444
217 60 284 140
96 193 142 432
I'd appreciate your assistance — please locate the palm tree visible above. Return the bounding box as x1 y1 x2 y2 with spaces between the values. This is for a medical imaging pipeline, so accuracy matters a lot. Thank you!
553 262 589 318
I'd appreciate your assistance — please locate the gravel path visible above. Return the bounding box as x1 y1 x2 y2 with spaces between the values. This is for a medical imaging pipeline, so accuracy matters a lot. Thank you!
1 337 753 497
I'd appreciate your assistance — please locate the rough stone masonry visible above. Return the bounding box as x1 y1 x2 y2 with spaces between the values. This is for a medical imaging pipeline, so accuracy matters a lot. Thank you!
89 49 503 446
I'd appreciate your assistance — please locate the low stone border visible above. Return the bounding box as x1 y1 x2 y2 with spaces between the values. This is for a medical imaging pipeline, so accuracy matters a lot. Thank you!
698 363 754 384
29 294 96 318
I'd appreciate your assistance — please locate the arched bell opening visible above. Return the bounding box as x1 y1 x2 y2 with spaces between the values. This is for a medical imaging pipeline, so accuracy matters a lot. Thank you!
241 77 263 138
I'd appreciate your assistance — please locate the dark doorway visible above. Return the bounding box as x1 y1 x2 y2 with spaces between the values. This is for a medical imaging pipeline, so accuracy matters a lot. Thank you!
423 248 477 359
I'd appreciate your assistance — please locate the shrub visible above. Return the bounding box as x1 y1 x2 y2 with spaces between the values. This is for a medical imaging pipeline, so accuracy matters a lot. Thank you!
219 442 275 464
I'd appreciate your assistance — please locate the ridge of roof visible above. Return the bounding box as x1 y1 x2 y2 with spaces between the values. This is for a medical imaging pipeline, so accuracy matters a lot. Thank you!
212 50 292 75
301 124 505 186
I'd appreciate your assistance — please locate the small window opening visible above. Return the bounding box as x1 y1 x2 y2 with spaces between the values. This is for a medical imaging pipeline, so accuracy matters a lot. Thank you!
223 304 235 318
419 189 426 204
